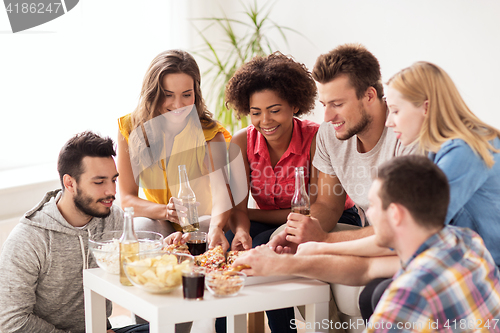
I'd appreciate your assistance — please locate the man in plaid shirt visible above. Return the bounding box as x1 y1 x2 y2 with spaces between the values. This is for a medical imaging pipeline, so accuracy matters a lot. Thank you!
365 156 500 332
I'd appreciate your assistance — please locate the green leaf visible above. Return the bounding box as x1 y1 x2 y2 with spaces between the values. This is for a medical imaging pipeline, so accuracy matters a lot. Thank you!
191 0 311 133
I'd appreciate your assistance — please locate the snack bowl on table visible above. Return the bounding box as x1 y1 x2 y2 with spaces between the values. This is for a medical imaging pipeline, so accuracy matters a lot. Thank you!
205 271 246 297
124 252 194 294
88 231 164 274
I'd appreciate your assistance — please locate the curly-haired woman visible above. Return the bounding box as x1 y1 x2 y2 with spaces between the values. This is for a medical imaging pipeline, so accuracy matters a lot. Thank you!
218 52 360 253
215 51 360 333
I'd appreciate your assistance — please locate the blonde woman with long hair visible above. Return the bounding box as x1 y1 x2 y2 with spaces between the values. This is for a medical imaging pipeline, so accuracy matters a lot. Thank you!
385 61 500 269
117 50 232 242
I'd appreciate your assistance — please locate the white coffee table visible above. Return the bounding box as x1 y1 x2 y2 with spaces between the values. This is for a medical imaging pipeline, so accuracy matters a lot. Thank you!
84 268 330 333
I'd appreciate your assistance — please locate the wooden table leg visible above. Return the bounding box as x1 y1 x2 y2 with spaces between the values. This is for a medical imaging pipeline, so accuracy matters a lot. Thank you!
248 312 265 333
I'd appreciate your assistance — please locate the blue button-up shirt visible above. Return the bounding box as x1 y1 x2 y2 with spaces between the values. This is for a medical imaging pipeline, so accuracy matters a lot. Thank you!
429 138 500 268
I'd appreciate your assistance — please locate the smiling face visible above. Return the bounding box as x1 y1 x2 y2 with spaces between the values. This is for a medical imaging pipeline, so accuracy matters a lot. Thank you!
385 86 427 145
318 75 371 141
73 156 118 218
366 179 394 249
249 89 298 144
160 73 195 122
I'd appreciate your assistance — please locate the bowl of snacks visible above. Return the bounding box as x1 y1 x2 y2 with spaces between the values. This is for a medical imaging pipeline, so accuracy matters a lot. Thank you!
123 252 194 293
89 231 164 274
205 271 246 297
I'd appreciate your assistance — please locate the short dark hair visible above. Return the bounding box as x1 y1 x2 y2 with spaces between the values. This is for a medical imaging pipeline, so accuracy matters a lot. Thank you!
57 131 116 188
312 43 384 100
225 51 317 119
375 155 450 229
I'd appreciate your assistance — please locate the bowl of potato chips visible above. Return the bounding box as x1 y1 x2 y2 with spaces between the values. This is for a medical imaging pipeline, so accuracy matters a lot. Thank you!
89 231 164 275
123 252 194 293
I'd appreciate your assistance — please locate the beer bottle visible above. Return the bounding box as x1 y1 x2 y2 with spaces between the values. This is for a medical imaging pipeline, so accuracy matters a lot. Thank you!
119 207 139 286
291 167 310 216
178 165 200 232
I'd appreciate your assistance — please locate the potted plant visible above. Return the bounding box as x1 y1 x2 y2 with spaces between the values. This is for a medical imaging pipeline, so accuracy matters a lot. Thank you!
192 0 305 134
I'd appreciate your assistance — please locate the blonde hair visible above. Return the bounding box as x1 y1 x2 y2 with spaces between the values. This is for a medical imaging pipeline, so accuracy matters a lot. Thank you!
131 50 215 131
387 61 500 168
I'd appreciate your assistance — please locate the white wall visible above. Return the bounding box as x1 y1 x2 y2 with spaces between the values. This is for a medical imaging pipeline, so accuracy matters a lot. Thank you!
0 0 195 171
334 1 497 126
197 0 500 128
0 0 196 216
1 0 499 176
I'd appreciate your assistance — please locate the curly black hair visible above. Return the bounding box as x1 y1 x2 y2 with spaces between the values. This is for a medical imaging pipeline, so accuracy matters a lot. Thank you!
225 52 317 119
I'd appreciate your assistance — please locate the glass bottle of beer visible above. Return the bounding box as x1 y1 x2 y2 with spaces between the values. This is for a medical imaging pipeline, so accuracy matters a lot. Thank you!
291 167 310 216
119 207 139 286
178 165 200 232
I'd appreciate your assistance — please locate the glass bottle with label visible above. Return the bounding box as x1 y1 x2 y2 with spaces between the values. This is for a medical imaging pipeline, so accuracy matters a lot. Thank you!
178 165 200 232
119 207 139 286
291 167 311 216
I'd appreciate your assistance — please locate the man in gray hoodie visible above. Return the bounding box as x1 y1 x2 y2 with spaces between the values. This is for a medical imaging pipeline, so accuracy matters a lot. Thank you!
0 131 123 332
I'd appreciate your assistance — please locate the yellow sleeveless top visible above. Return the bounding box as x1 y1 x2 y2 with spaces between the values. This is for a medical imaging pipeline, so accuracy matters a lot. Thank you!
118 113 231 227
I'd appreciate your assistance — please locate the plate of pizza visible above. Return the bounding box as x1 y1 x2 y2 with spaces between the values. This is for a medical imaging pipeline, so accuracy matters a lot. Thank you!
186 245 295 285
194 245 229 272
190 246 250 272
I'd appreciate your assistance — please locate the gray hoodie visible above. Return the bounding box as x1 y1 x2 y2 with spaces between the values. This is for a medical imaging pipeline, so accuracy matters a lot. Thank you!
0 190 123 333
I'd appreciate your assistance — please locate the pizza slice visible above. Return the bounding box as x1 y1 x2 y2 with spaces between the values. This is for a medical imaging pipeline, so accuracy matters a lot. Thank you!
163 242 190 254
194 245 227 272
226 250 249 266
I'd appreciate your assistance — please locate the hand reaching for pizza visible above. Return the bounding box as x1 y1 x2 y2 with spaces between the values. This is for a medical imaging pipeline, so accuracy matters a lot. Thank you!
231 229 252 251
164 231 190 246
162 232 191 254
232 245 287 277
207 226 230 252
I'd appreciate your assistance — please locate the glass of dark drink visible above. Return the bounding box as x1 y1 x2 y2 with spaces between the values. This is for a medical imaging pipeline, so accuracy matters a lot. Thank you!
182 266 205 300
187 231 207 256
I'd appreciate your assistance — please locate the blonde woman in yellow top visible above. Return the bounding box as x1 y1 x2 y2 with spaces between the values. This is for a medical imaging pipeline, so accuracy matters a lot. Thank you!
117 50 232 239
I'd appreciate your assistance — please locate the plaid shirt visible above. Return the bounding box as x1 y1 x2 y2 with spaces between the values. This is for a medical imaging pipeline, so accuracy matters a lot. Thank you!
365 226 500 333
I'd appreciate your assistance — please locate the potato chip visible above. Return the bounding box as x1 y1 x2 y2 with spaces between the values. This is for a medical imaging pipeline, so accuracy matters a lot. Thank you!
124 252 192 293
